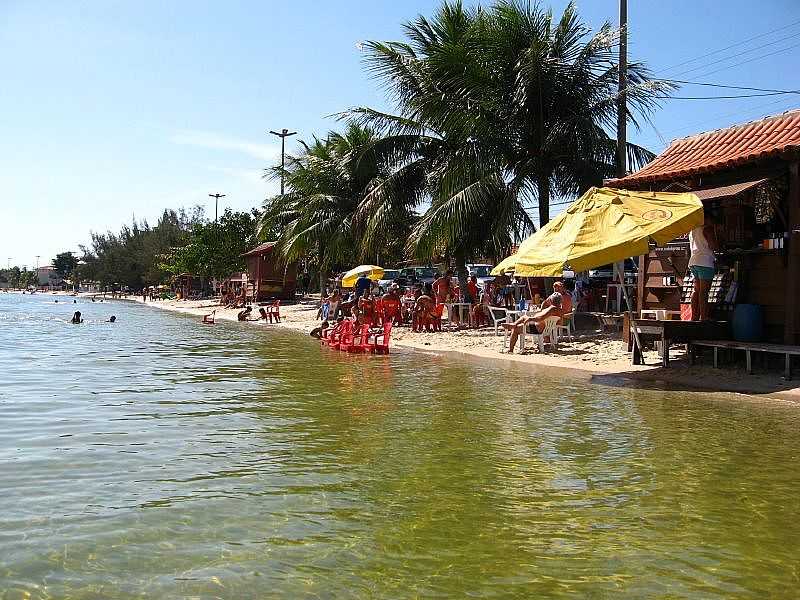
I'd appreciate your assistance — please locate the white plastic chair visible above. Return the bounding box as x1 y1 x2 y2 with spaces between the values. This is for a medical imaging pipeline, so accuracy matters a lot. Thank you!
489 306 508 336
555 312 574 341
520 316 560 353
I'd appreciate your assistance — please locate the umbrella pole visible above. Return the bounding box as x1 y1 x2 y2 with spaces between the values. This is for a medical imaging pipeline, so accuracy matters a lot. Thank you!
615 262 644 366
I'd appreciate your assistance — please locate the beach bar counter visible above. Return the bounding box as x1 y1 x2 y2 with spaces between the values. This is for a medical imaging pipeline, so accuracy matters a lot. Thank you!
607 110 800 371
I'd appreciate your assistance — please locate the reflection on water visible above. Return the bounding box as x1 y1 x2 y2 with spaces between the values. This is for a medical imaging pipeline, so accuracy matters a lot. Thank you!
1 293 799 598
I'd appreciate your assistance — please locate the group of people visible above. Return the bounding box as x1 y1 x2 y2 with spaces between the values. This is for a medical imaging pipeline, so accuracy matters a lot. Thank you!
70 311 116 324
222 287 248 309
318 268 575 339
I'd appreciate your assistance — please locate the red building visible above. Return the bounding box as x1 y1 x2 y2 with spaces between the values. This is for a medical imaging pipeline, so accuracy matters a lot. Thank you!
243 242 297 301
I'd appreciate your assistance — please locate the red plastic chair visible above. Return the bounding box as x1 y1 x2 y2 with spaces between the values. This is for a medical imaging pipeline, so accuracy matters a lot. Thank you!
365 321 393 354
382 298 401 324
320 321 338 345
325 320 351 349
335 320 358 351
265 300 281 323
345 324 372 353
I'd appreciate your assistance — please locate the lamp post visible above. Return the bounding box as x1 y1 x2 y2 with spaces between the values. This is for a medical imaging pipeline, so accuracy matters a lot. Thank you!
616 0 627 178
269 128 297 195
209 193 226 223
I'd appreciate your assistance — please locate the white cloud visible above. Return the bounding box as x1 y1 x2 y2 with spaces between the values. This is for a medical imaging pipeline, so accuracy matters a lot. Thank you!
206 166 268 185
170 130 280 162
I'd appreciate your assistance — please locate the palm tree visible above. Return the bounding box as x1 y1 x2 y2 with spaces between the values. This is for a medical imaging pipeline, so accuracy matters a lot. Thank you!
260 123 412 291
349 0 672 282
467 0 672 225
346 1 534 294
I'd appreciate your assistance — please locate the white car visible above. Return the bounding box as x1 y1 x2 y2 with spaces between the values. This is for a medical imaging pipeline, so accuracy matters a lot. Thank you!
376 269 401 293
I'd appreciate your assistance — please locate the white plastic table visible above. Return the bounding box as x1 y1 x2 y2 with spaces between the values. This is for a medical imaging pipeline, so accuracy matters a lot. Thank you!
446 302 472 326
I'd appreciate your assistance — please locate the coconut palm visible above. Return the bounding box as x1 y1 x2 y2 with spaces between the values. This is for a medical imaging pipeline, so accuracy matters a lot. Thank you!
347 2 534 293
349 0 672 288
466 0 672 225
260 122 413 290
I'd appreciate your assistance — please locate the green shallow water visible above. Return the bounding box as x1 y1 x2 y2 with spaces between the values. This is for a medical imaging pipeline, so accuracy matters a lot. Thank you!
1 293 799 599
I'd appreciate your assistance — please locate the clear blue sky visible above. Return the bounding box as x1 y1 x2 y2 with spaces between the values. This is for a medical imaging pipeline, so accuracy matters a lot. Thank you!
3 0 799 269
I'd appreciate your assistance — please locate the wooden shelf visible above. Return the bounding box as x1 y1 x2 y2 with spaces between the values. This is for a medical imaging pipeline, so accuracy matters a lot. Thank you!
719 247 783 256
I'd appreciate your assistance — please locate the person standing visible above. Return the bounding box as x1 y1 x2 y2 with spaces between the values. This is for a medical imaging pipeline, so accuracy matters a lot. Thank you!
688 215 718 321
432 270 453 304
354 273 371 299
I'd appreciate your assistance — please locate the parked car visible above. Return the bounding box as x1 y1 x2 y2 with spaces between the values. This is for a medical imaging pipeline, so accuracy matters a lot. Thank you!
398 266 438 288
376 269 401 293
588 259 638 282
466 264 495 287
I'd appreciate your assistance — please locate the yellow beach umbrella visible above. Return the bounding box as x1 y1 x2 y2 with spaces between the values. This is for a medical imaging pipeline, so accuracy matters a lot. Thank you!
341 265 385 288
511 187 704 277
490 253 518 276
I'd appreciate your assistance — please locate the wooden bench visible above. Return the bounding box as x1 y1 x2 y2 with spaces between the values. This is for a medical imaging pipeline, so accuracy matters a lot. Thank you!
688 340 800 380
630 319 730 367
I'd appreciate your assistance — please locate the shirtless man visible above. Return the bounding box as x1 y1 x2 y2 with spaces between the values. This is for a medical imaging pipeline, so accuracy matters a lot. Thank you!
358 290 376 325
412 288 435 332
544 281 572 318
432 270 453 304
503 293 564 353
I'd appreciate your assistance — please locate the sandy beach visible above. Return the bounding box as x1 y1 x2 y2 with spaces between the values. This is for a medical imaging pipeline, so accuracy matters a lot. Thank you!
92 292 800 402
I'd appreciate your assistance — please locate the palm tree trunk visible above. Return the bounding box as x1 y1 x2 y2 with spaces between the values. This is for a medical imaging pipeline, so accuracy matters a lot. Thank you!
455 250 468 302
537 174 550 227
318 268 328 295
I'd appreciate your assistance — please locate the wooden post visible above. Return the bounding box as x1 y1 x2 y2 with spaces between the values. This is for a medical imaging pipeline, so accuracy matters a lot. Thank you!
637 253 646 314
785 161 800 345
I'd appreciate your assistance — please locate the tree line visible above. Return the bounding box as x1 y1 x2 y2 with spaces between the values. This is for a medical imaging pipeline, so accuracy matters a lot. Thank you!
12 207 259 292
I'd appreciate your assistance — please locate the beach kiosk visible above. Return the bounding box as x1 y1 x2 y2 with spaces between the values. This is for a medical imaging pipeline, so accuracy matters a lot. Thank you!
607 110 800 346
243 241 297 302
604 110 800 375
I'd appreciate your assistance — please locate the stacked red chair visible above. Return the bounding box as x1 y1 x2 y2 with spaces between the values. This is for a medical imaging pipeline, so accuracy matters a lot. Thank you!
344 324 372 353
382 298 401 324
365 321 392 354
266 300 281 323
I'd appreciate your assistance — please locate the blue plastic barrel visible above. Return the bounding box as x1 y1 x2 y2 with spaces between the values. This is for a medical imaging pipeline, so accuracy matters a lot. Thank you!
732 304 763 342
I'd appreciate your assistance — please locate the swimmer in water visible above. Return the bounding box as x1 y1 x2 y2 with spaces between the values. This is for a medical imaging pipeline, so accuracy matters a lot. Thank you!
71 311 83 324
109 315 116 323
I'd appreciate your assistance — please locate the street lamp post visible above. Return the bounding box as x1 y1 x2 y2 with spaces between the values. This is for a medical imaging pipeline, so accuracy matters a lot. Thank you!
209 193 226 223
269 128 297 195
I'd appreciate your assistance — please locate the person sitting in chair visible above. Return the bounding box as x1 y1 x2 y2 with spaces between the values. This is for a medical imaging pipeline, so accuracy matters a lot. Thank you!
502 293 564 353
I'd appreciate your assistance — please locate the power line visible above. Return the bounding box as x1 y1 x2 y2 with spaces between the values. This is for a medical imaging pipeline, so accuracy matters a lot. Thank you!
662 91 799 100
666 29 800 79
685 40 800 80
656 17 800 76
666 79 800 94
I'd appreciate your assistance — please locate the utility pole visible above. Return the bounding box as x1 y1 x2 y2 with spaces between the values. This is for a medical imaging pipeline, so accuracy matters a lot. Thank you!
616 0 628 178
209 193 226 223
269 128 297 195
